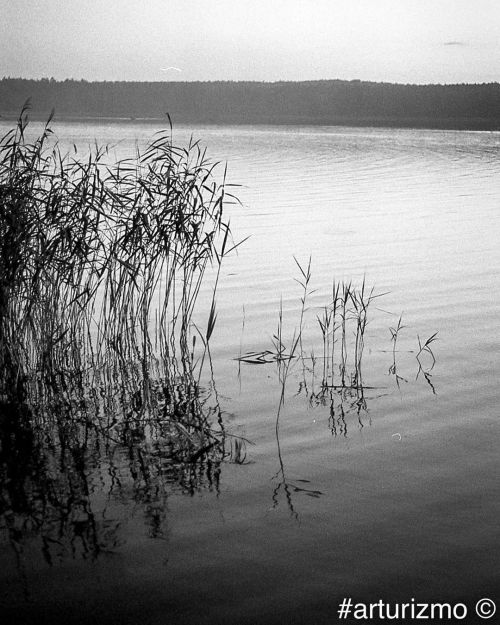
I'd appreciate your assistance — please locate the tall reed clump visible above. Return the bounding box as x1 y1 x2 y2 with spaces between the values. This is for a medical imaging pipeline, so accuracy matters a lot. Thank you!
0 109 236 445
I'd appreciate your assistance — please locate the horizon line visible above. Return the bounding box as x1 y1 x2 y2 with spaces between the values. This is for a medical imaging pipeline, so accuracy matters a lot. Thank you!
1 76 499 88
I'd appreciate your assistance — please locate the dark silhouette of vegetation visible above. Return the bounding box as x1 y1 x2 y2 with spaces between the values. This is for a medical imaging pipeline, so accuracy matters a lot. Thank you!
1 78 500 129
0 109 246 568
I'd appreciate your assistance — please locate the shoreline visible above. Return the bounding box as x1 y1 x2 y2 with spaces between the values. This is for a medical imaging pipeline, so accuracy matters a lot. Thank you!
1 112 499 132
2 78 500 132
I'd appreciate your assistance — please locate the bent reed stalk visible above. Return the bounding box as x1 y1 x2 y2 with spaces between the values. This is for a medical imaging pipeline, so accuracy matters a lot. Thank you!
0 109 239 461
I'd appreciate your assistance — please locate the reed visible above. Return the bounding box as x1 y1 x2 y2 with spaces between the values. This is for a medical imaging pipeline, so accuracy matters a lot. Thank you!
388 314 408 387
238 261 381 391
0 108 244 471
416 331 438 394
389 314 405 368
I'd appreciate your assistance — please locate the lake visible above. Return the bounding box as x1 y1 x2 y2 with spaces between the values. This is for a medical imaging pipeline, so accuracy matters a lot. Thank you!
1 120 499 624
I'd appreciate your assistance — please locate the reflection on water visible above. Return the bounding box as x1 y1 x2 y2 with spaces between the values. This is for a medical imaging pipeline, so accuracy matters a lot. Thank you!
0 357 236 593
0 327 440 571
0 121 499 624
267 344 439 517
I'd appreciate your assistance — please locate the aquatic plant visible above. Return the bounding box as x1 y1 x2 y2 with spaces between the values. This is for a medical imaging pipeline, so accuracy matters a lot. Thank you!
237 262 382 391
1 107 234 383
387 314 408 387
0 108 246 501
416 332 438 394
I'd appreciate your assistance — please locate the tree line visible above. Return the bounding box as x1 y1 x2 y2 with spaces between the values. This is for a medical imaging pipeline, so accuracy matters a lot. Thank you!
1 78 500 129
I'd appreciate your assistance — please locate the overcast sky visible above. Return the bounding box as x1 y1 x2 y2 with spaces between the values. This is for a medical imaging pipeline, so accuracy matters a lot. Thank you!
1 0 499 84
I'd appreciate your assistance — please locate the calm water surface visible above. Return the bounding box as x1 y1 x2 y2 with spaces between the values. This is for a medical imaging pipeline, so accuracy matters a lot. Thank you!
1 121 499 624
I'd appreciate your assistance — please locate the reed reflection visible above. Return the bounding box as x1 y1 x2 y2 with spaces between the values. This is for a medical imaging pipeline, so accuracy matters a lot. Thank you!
234 257 439 516
0 366 232 577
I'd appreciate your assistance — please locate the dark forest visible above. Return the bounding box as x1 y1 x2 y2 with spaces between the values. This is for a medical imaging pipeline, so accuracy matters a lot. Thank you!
1 78 500 129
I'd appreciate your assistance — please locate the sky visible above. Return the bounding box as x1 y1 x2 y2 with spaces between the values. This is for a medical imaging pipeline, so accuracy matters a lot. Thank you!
1 0 499 84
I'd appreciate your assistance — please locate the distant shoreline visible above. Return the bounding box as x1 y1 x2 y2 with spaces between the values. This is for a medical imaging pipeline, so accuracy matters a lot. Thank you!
1 113 498 132
2 78 500 131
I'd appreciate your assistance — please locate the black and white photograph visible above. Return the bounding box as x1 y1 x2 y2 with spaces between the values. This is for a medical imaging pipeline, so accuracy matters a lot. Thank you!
0 2 499 624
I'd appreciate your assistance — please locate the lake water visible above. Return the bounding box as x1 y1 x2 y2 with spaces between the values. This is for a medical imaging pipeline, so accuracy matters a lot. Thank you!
1 121 499 624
